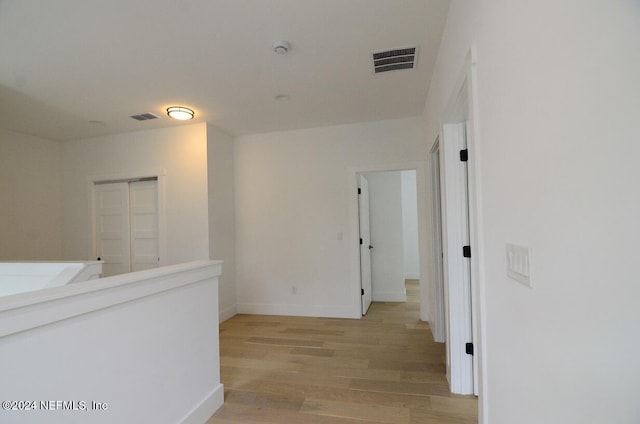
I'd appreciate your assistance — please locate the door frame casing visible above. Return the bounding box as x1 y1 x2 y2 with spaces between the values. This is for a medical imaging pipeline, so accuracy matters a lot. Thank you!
440 121 473 394
348 162 428 320
429 139 446 344
88 169 167 268
438 46 487 413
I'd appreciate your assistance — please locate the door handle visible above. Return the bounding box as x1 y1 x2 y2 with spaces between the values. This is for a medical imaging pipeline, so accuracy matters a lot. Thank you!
369 245 374 250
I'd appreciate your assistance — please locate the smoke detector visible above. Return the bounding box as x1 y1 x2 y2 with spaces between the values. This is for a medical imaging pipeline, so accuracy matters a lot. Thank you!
273 41 290 54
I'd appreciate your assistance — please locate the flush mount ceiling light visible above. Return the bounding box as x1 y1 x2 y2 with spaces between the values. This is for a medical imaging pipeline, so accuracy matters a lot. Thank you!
166 106 194 120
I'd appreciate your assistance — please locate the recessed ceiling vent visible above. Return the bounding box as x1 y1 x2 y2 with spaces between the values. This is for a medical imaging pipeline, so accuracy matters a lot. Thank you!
130 113 158 121
372 47 417 73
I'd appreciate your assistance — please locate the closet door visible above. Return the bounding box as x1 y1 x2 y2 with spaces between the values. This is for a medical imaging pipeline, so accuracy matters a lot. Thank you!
129 180 159 272
94 182 131 277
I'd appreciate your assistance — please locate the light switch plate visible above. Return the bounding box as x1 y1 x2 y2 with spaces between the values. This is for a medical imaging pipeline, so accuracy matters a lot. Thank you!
506 243 532 288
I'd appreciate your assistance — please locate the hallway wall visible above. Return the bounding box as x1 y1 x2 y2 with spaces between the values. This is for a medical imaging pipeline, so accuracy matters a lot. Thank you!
207 123 237 321
401 170 420 279
234 117 425 318
423 1 640 422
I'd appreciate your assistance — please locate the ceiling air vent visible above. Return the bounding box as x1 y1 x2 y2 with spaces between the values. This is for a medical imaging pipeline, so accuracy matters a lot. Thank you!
372 47 417 74
130 113 158 121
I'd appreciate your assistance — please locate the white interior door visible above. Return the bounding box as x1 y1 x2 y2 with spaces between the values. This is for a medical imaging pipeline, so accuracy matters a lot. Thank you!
358 175 373 315
129 180 159 272
94 182 131 277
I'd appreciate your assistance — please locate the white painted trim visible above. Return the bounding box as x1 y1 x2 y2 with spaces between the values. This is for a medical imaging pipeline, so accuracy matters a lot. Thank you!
441 122 473 395
179 384 224 424
86 168 167 266
219 304 238 322
237 303 358 319
0 260 221 337
372 290 407 302
347 162 430 322
429 138 447 344
404 273 420 280
440 46 487 419
466 46 487 407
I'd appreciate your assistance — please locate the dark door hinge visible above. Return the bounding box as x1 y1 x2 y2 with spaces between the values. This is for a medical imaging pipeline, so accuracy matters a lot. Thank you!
360 238 363 245
361 288 365 295
463 245 471 258
465 342 474 355
358 188 362 194
460 149 469 162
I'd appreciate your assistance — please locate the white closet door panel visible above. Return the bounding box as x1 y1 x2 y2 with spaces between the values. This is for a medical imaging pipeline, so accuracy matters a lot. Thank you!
95 182 131 277
129 180 159 272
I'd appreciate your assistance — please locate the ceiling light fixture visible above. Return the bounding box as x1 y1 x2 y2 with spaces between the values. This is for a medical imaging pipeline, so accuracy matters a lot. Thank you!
167 106 194 120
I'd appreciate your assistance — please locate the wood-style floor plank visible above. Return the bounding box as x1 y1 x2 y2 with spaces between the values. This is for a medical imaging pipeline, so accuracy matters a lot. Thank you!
300 398 411 423
207 280 477 423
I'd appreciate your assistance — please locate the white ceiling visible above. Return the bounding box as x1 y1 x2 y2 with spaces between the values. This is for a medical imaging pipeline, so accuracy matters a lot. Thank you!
0 0 450 141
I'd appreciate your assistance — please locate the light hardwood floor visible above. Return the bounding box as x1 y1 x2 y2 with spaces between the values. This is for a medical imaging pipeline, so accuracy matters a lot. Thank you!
207 280 477 423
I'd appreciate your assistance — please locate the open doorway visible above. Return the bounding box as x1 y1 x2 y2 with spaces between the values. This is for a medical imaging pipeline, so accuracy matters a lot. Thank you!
358 170 420 314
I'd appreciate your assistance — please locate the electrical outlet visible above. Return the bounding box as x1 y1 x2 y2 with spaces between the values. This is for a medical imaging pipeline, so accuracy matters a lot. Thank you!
506 243 532 288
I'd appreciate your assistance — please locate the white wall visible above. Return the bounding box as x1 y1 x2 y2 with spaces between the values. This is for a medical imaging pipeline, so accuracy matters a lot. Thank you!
364 171 406 302
61 124 209 265
424 1 640 422
207 123 237 322
235 118 425 318
0 261 223 424
0 129 63 260
401 170 420 279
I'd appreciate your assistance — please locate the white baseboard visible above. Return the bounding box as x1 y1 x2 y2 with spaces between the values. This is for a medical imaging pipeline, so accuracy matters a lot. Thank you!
219 304 237 322
179 383 224 424
429 320 445 343
372 290 407 302
237 302 359 319
421 308 430 322
404 273 420 280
